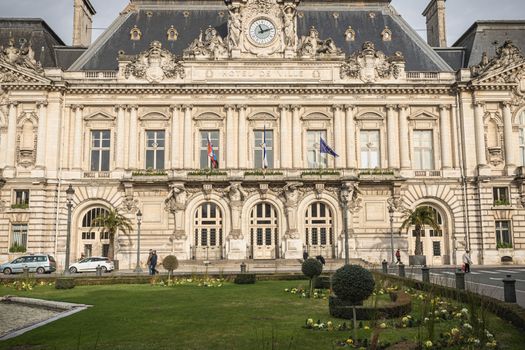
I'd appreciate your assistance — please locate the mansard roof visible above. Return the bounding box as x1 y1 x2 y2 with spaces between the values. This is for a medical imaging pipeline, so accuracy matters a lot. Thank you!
70 0 451 72
453 21 525 69
0 18 65 68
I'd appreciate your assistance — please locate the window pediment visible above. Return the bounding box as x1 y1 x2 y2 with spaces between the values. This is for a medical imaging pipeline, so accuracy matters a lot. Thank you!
301 112 330 121
193 112 223 121
355 111 384 120
84 111 116 122
247 112 277 121
408 110 437 121
139 112 169 121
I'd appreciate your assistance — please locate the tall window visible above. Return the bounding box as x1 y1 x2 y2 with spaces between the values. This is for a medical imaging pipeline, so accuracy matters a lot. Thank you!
519 112 525 165
305 202 334 258
254 130 274 169
360 130 380 168
495 220 512 248
249 203 279 259
200 130 220 169
493 187 510 206
90 130 111 171
145 130 165 170
307 130 328 168
413 130 434 170
14 190 30 206
11 224 28 250
194 203 223 260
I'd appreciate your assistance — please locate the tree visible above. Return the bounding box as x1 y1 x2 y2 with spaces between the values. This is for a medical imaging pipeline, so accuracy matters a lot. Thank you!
301 258 323 298
91 208 133 260
399 206 440 256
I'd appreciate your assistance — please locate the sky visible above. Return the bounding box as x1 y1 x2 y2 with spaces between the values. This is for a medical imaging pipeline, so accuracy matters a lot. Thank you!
0 0 524 46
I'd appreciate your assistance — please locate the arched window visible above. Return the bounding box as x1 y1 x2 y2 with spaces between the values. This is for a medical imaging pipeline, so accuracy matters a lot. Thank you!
249 203 279 259
519 111 525 165
80 207 110 258
305 202 334 258
194 203 223 260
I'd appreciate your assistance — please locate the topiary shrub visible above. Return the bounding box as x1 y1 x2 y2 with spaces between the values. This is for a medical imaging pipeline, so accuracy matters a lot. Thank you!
302 258 323 298
55 278 75 290
234 274 256 284
162 255 179 280
331 264 375 339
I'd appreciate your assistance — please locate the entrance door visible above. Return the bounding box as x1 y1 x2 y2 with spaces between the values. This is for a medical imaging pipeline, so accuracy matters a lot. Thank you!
407 206 447 266
305 202 335 258
194 203 223 260
250 203 279 259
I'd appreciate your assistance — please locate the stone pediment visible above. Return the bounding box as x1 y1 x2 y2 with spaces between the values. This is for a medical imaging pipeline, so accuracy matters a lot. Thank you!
193 112 224 121
84 111 116 122
139 112 169 121
0 62 50 85
120 41 186 83
408 110 438 120
247 112 277 120
471 40 525 86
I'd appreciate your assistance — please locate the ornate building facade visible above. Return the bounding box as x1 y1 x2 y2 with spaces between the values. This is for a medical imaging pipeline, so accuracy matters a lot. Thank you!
1 0 525 268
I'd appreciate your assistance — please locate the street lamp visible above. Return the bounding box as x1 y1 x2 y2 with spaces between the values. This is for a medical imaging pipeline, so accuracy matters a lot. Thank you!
340 183 350 265
64 184 75 274
134 209 143 273
389 205 395 265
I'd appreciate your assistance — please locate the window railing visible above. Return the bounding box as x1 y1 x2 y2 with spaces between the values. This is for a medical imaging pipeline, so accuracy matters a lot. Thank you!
84 71 118 79
84 171 110 178
414 170 441 177
406 72 439 80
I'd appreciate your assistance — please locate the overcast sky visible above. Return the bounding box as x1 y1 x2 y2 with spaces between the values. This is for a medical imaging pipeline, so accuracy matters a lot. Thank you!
0 0 524 46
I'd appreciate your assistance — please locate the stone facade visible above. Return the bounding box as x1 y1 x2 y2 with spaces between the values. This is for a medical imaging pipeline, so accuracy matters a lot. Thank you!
1 0 525 269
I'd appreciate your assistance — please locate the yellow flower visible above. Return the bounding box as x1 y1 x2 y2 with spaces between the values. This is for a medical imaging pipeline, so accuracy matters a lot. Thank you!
424 340 433 348
364 325 370 330
346 338 353 345
379 323 387 329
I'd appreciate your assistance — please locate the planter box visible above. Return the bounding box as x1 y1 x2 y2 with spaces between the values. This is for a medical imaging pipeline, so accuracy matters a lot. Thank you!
408 255 426 266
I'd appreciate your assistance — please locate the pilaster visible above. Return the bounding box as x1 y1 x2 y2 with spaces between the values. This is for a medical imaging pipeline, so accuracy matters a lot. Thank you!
502 101 516 174
398 104 410 171
473 102 488 170
5 101 18 170
225 105 237 168
291 105 301 168
344 105 356 169
237 105 248 169
115 105 126 171
386 105 399 169
439 104 452 169
279 105 291 168
129 105 139 170
333 105 345 168
183 105 193 169
34 101 48 172
72 104 84 171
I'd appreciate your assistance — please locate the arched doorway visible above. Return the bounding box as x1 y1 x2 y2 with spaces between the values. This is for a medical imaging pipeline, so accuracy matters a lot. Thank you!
249 202 279 259
407 205 449 265
79 207 110 258
305 202 335 258
193 202 223 260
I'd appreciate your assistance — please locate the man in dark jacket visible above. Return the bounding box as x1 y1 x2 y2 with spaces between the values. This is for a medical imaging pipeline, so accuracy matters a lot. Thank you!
150 250 158 275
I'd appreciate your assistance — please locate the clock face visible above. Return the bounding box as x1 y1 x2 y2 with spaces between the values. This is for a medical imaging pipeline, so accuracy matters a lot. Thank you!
249 18 277 45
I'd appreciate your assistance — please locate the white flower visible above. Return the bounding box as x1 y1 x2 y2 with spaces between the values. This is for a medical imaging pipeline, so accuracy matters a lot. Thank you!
463 323 473 330
424 340 433 348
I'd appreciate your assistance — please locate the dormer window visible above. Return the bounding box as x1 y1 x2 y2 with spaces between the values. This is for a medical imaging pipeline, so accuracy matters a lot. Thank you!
345 26 355 42
130 25 142 41
167 26 179 41
381 26 392 42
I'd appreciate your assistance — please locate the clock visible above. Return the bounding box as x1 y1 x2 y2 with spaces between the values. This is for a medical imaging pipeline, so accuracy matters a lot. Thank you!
249 18 277 45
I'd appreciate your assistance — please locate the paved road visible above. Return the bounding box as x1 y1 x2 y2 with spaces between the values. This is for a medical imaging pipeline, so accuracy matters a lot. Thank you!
386 266 525 308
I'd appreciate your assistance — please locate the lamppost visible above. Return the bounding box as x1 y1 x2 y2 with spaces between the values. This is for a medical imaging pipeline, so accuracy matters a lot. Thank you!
64 184 75 274
389 205 395 265
340 183 350 265
134 209 143 273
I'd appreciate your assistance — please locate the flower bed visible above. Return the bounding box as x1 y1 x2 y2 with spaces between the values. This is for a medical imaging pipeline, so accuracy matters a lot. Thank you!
329 291 412 320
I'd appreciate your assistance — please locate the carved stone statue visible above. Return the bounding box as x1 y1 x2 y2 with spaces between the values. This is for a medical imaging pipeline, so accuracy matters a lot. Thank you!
224 182 247 204
471 40 525 78
165 184 187 212
184 26 228 60
228 5 242 49
298 26 343 58
0 37 43 73
283 6 296 48
123 41 185 82
282 182 302 208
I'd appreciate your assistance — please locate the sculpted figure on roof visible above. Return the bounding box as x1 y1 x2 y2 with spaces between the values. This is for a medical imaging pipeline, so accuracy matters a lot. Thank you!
184 26 228 60
471 40 525 79
0 37 43 74
298 27 343 58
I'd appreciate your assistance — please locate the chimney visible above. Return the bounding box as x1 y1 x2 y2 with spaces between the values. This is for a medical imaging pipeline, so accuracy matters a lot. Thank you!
422 0 447 47
72 0 96 47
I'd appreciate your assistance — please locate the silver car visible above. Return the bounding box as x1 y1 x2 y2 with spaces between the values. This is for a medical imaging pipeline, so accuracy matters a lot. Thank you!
1 254 57 274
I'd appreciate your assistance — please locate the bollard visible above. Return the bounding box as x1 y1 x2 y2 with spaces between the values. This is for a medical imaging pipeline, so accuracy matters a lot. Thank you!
422 265 430 283
22 266 29 278
398 263 405 278
503 274 517 303
455 270 465 290
240 262 246 273
96 265 102 277
382 260 388 274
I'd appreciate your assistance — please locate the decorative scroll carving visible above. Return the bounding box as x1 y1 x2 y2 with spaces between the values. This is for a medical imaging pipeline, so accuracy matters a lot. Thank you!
123 41 185 83
298 26 343 59
183 27 228 60
0 37 43 74
471 40 525 80
340 42 404 83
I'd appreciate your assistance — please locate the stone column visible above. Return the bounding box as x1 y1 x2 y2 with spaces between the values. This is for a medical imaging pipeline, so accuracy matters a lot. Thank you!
474 102 487 167
398 105 410 169
333 105 345 168
72 105 84 170
182 105 193 169
279 105 291 168
35 102 48 169
450 105 460 169
502 101 515 170
128 105 139 170
115 105 126 170
386 105 399 169
291 105 301 168
345 105 356 169
169 105 180 169
439 105 453 169
225 105 236 168
237 105 248 169
5 101 18 169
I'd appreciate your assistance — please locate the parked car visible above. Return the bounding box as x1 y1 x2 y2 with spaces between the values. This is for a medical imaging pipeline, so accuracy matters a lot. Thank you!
68 257 114 274
0 254 56 274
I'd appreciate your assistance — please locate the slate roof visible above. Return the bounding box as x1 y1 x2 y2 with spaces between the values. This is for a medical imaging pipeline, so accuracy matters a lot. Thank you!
453 21 525 68
70 0 451 72
0 18 65 68
434 48 465 71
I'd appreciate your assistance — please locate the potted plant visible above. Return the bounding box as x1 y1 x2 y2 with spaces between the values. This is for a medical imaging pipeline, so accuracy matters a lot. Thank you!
399 206 440 266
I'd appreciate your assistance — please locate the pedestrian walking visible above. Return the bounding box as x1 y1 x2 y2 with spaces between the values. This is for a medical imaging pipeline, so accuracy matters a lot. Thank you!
151 250 158 275
395 249 401 264
146 249 153 275
303 250 309 261
462 250 472 273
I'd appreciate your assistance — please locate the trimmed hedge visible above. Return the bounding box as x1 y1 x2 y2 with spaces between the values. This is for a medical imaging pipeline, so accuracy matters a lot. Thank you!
234 274 256 284
332 265 375 304
372 271 525 331
329 291 412 320
55 278 75 289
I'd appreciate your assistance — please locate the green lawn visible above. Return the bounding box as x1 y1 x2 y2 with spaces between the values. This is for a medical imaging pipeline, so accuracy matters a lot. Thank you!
1 280 525 350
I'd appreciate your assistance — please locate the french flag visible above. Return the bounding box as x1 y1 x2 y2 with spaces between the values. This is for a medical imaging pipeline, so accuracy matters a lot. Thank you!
207 135 218 169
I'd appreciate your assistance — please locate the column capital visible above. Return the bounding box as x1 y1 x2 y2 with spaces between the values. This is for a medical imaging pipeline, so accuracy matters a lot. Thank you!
385 104 396 111
332 104 343 111
474 101 485 108
438 104 450 111
72 104 84 111
343 104 355 111
114 104 126 111
278 104 290 111
502 101 513 108
128 104 139 110
291 104 301 110
235 104 248 110
36 101 48 108
169 104 183 111
182 104 193 110
7 101 19 107
397 104 409 110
